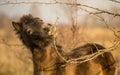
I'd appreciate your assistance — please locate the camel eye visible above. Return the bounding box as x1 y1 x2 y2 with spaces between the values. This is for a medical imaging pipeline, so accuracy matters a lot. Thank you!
26 29 33 35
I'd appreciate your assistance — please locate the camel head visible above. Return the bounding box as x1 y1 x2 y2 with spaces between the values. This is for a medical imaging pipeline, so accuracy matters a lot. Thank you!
12 14 56 49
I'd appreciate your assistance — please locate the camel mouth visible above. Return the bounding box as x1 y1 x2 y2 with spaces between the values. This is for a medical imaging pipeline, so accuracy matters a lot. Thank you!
48 26 57 38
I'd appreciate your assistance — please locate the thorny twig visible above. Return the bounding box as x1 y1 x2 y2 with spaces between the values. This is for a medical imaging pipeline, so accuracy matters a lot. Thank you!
109 0 120 4
0 1 120 17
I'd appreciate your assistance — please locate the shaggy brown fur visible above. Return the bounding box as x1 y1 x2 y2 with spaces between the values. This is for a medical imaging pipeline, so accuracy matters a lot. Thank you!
12 14 116 75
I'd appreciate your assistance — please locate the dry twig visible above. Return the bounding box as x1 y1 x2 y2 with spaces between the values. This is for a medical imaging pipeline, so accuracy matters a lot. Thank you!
0 1 120 17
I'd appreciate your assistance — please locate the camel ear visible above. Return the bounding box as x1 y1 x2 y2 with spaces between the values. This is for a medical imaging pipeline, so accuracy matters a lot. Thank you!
12 21 21 31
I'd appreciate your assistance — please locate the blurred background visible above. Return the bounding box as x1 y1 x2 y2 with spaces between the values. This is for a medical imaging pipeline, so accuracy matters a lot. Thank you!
0 0 120 75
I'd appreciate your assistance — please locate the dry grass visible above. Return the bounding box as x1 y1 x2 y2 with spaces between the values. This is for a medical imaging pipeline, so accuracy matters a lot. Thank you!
0 24 120 75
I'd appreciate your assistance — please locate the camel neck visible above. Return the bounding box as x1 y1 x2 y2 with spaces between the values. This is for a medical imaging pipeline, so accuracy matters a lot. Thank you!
32 45 58 75
33 45 54 64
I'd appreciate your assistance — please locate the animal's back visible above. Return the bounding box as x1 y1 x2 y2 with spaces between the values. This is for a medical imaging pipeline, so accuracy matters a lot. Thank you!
64 43 116 75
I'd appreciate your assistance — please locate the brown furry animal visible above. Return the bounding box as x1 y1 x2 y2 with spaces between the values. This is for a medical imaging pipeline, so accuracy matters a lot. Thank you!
12 14 116 75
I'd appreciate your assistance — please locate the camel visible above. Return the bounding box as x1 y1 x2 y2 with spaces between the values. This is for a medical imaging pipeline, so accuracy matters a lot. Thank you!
12 14 116 75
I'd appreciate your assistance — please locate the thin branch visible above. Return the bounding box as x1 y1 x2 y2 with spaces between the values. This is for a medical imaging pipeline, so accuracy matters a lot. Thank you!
69 41 120 64
53 38 68 62
0 1 120 17
60 41 120 68
109 0 120 4
79 6 120 40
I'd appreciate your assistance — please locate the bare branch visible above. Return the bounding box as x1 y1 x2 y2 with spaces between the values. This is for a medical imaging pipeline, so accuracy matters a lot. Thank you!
53 38 68 62
0 1 120 17
68 41 120 64
109 0 120 4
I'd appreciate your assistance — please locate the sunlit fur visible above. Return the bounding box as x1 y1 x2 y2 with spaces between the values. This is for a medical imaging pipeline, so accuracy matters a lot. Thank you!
12 14 116 75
